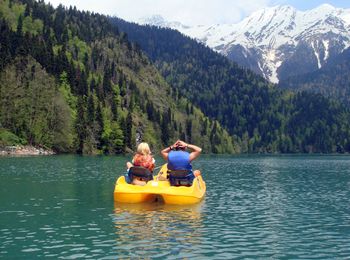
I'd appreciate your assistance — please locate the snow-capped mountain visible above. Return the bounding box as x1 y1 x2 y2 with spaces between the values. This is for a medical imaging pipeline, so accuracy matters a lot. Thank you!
139 5 350 83
139 15 191 31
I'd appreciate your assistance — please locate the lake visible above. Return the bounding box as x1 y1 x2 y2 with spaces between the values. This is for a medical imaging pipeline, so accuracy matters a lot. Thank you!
1 155 350 259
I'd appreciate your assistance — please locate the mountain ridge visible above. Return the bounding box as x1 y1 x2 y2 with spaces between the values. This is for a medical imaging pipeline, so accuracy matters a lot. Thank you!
1 0 350 154
0 0 235 154
112 17 350 153
279 47 350 105
140 4 350 83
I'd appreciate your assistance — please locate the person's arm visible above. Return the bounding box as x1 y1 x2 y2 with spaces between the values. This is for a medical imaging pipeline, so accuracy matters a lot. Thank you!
150 157 156 172
176 140 202 161
161 144 175 160
188 143 202 161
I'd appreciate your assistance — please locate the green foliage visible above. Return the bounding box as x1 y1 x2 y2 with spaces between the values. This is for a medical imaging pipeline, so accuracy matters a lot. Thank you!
280 48 350 106
0 128 26 146
67 36 91 69
112 18 350 153
59 72 77 119
109 121 124 152
0 0 25 31
2 0 348 155
22 15 43 35
0 56 73 151
57 72 77 151
50 91 75 152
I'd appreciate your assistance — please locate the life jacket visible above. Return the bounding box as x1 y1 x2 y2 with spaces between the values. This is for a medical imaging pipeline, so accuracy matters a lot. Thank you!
167 151 192 171
132 154 155 172
167 151 194 186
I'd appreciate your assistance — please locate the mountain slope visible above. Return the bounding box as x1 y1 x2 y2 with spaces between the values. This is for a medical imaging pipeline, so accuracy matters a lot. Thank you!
142 5 350 83
1 0 350 154
112 17 350 153
0 0 235 154
279 47 350 105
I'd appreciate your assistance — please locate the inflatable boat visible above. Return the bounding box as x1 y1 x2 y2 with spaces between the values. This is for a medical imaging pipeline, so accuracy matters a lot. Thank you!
113 164 206 205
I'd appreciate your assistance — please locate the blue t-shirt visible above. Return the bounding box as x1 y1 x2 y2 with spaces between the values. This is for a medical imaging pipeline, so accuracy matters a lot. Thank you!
167 151 192 171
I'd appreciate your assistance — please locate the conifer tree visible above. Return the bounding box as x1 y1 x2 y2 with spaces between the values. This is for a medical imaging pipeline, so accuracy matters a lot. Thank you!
102 62 112 94
124 112 133 149
87 94 95 124
95 102 104 150
186 119 192 143
75 97 86 154
161 111 170 145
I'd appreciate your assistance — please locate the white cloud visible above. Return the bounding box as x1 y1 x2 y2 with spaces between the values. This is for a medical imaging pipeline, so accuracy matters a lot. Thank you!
47 0 274 25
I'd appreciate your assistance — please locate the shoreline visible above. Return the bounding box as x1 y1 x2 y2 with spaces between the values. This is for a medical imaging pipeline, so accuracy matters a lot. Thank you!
0 147 349 156
0 145 55 156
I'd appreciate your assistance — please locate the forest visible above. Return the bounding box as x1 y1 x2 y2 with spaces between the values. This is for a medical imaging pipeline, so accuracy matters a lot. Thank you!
1 0 350 154
280 48 350 106
112 18 350 153
0 0 234 154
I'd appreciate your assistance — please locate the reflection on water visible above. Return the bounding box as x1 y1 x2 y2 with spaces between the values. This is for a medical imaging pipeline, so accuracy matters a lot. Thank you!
113 202 204 258
1 155 350 258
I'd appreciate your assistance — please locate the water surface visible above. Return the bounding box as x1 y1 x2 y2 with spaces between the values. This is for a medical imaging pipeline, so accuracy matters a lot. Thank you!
1 155 350 259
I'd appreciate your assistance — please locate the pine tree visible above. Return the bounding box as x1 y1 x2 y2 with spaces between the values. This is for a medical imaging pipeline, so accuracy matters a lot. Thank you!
17 15 23 35
186 119 192 143
0 20 12 70
87 94 95 124
161 111 170 145
124 112 133 149
75 97 86 154
95 102 104 150
102 62 112 94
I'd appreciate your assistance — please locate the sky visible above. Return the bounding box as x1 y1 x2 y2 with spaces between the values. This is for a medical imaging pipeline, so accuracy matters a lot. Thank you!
46 0 350 26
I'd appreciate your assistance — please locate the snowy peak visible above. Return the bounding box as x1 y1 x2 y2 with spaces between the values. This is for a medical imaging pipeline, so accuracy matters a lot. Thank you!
139 5 350 83
231 5 299 47
139 14 190 30
312 3 336 12
221 4 350 48
139 14 167 26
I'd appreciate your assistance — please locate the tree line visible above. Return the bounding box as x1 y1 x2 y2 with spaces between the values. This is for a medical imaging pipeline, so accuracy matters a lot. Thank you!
0 0 235 154
112 18 350 153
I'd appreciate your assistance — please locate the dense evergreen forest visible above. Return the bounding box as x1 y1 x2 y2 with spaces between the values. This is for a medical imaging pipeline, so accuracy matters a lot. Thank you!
111 18 350 153
1 0 350 154
0 0 235 154
280 47 350 106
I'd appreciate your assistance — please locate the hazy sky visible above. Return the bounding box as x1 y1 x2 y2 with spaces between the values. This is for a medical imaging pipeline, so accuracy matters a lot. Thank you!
46 0 350 25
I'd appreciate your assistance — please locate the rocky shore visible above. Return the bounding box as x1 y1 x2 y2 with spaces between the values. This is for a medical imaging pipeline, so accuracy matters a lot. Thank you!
0 145 55 156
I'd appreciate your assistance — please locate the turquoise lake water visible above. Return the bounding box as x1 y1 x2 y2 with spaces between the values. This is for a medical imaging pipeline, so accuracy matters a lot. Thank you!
1 155 350 259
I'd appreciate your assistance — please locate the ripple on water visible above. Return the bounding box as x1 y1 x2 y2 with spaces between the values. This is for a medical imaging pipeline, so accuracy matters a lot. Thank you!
1 155 350 258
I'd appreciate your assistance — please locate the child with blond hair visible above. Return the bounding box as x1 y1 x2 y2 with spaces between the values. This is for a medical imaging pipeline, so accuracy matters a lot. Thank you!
126 142 155 185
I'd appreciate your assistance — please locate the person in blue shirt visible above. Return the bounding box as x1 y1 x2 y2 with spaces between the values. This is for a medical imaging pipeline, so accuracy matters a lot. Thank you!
160 140 202 185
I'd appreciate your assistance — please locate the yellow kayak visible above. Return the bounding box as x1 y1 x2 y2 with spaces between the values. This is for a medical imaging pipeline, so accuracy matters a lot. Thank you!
114 164 206 205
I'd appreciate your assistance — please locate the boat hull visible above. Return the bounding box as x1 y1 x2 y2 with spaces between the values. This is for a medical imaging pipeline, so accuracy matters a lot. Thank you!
114 165 206 205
